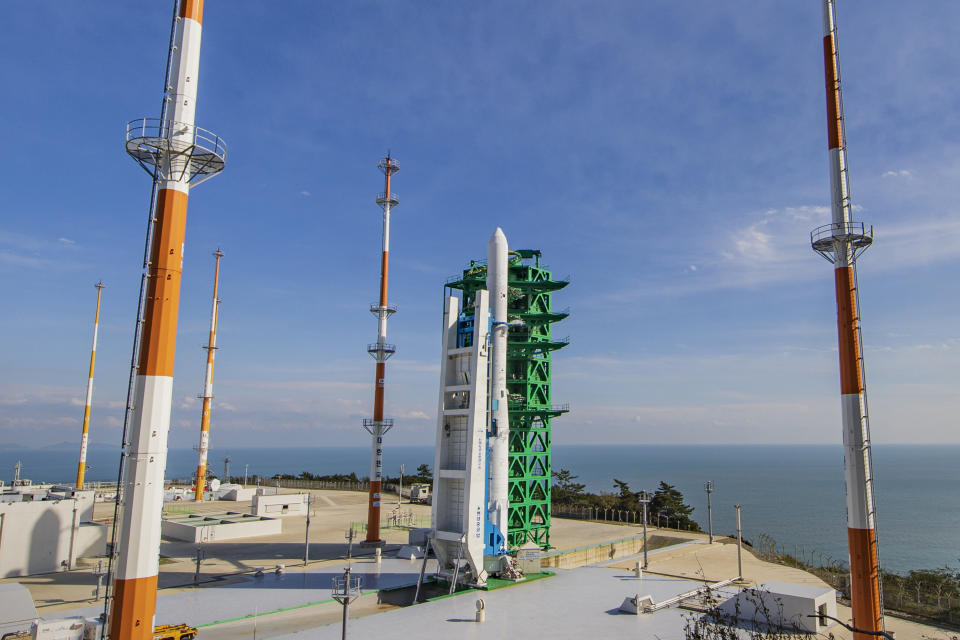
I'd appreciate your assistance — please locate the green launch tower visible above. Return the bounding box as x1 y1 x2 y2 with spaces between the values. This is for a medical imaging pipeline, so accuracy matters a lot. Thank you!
445 248 568 549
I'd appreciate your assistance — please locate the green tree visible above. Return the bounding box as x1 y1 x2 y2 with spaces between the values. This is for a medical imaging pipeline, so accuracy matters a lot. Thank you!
551 469 586 503
651 481 700 531
613 478 640 511
416 464 433 482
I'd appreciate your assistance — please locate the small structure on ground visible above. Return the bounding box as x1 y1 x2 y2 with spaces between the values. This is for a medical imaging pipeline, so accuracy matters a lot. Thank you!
717 581 837 634
251 491 307 517
216 483 256 501
161 512 281 543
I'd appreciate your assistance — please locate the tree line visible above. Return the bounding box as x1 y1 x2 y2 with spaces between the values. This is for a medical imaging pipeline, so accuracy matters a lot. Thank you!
552 469 701 531
269 463 434 486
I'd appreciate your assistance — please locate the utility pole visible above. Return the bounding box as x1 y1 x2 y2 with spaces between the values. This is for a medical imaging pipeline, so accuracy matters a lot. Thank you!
639 491 650 569
223 456 231 484
705 481 714 544
304 493 312 566
244 464 249 487
193 546 204 586
735 504 743 580
398 463 404 506
332 566 361 640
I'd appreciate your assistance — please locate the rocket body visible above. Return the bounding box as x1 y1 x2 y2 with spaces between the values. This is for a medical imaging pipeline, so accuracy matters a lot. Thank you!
487 228 510 541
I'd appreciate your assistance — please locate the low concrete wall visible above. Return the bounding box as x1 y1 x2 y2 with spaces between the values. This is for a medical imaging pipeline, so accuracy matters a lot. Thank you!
541 535 646 569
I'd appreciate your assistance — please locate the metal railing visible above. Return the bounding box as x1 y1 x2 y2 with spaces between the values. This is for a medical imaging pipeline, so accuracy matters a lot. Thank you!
125 117 227 185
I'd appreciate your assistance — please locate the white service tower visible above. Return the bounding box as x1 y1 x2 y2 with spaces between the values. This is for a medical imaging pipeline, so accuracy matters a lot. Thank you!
432 290 491 587
487 228 510 539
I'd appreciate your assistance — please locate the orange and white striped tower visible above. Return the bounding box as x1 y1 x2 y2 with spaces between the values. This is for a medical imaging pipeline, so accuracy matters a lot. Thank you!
363 155 399 546
193 249 223 502
76 281 105 489
811 2 883 639
113 0 226 637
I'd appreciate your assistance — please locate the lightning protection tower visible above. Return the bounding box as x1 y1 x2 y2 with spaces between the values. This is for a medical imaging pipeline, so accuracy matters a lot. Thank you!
363 155 399 546
194 249 223 501
107 1 226 637
811 2 883 639
76 281 105 489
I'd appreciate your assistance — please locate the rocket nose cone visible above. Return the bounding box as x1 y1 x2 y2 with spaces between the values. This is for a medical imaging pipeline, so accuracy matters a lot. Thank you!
489 227 508 249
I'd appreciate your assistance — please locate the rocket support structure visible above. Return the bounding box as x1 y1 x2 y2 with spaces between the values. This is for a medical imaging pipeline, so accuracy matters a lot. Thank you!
76 282 104 489
812 2 883 639
111 1 226 637
486 228 510 539
194 249 223 501
363 156 399 545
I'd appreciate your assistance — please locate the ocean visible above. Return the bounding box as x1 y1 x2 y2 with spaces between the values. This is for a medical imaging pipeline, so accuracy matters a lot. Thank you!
2 443 956 575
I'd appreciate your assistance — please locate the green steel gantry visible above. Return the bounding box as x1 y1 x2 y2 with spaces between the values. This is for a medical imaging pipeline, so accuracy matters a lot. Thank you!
446 249 568 549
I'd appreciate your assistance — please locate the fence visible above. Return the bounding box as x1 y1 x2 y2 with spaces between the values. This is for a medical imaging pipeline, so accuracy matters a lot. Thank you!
552 504 699 532
754 532 960 627
349 510 431 533
272 478 371 492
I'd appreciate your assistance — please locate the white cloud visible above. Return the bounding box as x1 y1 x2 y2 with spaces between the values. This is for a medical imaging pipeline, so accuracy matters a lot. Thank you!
300 190 311 197
881 169 913 178
58 237 76 245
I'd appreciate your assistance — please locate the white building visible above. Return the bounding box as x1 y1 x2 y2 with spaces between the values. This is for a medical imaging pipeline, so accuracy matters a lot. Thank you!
161 512 281 543
0 489 107 577
251 491 307 517
718 581 838 634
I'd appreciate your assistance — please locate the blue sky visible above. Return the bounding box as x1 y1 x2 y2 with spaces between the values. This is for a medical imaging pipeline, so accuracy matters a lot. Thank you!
1 1 958 450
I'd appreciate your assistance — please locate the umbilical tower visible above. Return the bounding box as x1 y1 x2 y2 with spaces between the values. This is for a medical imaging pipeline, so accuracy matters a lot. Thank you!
446 248 568 548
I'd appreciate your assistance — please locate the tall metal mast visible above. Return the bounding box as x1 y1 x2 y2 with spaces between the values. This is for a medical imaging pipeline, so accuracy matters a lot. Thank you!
194 249 223 501
76 282 105 489
811 2 883 638
363 155 399 546
111 0 226 636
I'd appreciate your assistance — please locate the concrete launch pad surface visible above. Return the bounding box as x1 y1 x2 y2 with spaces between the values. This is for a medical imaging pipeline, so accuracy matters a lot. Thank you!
50 556 436 627
5 490 950 639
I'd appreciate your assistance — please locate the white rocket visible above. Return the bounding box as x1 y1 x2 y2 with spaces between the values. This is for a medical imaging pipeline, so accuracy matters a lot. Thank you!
487 228 510 540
